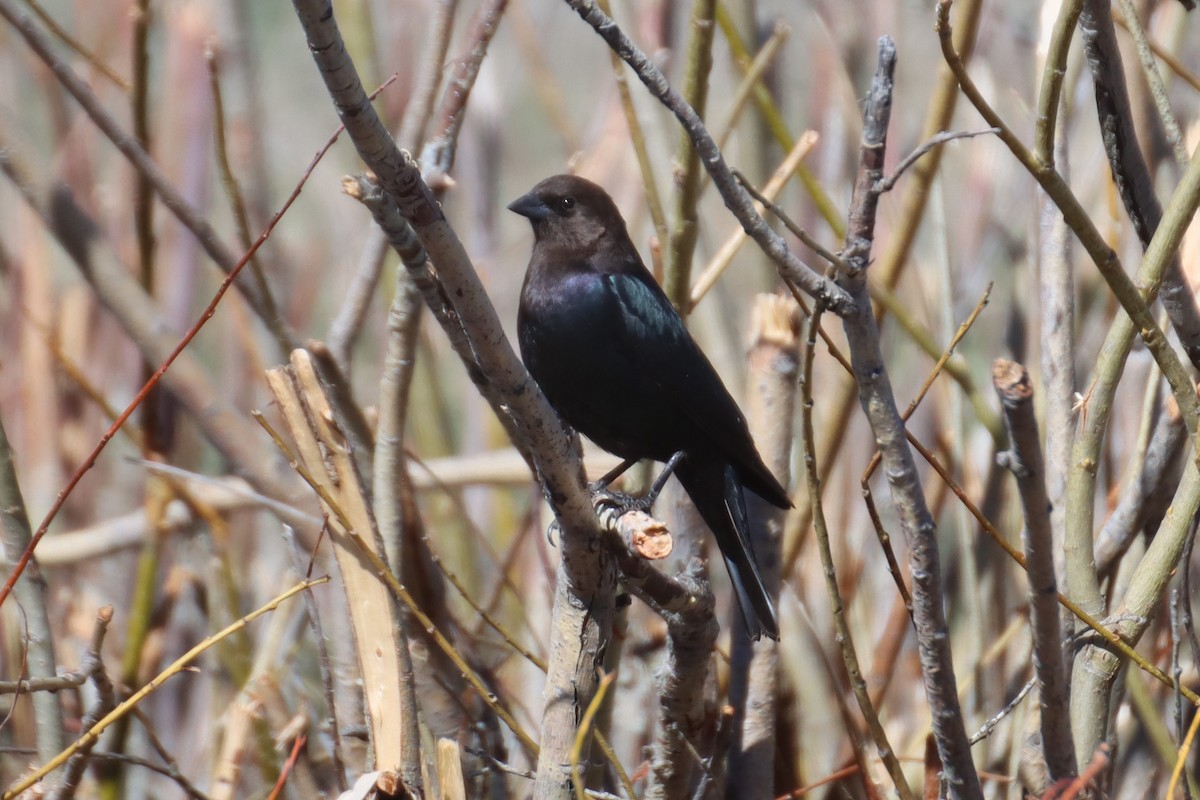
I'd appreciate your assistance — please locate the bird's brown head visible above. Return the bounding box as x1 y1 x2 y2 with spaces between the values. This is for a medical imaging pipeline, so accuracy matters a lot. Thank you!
508 174 630 257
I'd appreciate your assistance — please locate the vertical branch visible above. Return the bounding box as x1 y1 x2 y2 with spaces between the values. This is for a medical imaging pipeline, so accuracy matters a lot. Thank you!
595 0 668 273
664 0 716 311
780 0 984 579
645 609 718 800
51 608 116 800
1037 120 1074 582
835 38 983 800
727 295 798 799
398 0 460 149
1114 0 1186 164
207 45 279 335
1078 0 1200 367
372 265 425 792
799 303 914 800
992 360 1076 785
267 351 410 770
131 0 155 304
0 413 65 778
107 10 166 792
420 0 510 178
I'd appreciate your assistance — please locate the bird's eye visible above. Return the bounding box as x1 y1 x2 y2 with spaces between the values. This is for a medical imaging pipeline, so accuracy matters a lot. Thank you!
557 196 576 214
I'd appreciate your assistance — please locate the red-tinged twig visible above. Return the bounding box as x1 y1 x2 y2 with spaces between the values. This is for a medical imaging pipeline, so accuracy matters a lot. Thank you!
266 734 307 800
923 735 941 800
773 764 862 799
0 77 396 612
1041 744 1110 800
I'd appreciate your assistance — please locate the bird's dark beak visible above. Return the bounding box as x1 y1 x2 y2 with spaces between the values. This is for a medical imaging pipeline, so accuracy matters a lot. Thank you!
507 192 552 222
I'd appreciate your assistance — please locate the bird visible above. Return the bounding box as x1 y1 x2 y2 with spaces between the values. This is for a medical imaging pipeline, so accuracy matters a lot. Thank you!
509 174 792 640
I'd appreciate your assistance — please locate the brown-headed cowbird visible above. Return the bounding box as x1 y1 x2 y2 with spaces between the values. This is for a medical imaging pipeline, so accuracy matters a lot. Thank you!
509 174 791 640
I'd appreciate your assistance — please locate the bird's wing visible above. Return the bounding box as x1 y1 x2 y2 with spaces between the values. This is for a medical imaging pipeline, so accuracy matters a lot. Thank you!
603 270 758 463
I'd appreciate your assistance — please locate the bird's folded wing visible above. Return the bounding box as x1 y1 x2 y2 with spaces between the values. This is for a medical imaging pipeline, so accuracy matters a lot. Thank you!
604 271 756 461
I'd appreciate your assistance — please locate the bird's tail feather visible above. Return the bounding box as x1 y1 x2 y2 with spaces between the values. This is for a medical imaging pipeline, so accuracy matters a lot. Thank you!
676 461 779 640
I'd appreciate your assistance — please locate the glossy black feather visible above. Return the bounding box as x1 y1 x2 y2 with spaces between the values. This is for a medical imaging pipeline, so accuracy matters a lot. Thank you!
511 174 790 639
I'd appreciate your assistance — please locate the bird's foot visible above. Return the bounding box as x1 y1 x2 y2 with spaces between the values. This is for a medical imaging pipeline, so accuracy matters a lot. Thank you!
590 451 686 516
591 487 642 516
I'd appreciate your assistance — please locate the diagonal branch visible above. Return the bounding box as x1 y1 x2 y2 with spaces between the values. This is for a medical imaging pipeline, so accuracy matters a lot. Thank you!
560 0 851 316
287 4 616 797
0 0 296 353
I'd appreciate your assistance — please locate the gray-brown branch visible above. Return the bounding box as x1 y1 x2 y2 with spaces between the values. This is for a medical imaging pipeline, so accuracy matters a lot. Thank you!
560 0 851 315
1078 0 1200 369
835 38 983 800
992 359 1075 785
287 5 615 797
0 412 64 781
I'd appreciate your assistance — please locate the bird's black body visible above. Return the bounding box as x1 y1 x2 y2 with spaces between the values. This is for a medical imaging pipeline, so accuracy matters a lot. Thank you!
510 174 791 640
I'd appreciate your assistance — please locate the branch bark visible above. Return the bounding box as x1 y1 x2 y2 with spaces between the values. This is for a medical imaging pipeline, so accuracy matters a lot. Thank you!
727 295 798 800
992 360 1075 785
0 412 64 784
560 0 851 315
835 38 983 800
1078 0 1200 369
287 5 614 796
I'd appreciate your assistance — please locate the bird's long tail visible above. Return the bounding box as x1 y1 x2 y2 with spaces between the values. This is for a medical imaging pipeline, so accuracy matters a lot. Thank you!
675 460 779 640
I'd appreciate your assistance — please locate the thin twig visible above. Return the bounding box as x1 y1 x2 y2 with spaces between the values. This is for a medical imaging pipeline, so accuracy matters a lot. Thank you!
21 0 128 89
52 607 115 799
877 128 999 192
595 0 668 274
0 0 296 350
0 412 64 769
832 37 981 799
663 0 717 311
968 678 1034 746
688 132 819 308
0 95 351 609
255 411 541 758
562 0 850 314
3 580 325 799
801 302 913 800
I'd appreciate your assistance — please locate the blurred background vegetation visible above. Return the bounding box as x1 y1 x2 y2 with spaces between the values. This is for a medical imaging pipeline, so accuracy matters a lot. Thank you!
1 0 1200 797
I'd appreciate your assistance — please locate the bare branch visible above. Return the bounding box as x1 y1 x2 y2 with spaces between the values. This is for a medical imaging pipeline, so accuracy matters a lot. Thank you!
0 0 296 352
992 360 1075 784
560 0 851 315
834 37 982 800
0 412 64 775
287 6 615 797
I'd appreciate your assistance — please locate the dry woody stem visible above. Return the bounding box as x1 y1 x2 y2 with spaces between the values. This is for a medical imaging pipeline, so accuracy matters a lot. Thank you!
992 360 1075 784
